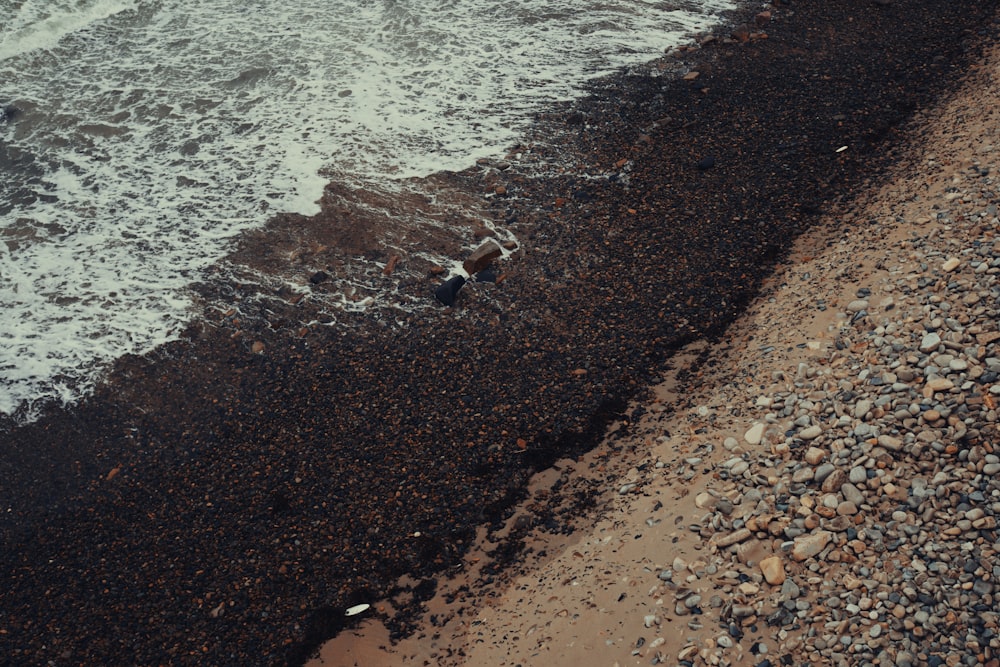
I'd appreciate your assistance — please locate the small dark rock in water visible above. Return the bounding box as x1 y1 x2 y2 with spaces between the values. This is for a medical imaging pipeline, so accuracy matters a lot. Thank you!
1 105 21 123
697 156 716 170
435 275 466 306
475 268 498 283
309 270 330 285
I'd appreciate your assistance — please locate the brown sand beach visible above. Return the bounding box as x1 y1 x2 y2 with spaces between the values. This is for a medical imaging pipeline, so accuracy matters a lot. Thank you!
3 1 1000 666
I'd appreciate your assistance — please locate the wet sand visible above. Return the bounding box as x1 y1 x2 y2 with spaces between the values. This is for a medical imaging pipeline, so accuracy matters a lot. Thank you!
2 1 999 666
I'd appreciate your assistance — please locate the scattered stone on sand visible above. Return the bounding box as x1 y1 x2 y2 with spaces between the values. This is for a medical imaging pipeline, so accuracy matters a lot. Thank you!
462 240 502 275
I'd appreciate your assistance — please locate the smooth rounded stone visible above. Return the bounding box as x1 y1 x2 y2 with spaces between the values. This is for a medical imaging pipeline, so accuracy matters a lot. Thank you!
920 332 942 353
870 624 883 638
714 528 752 548
780 578 801 599
799 425 823 440
973 579 993 595
849 466 868 484
658 569 673 581
966 507 986 521
759 556 786 585
855 399 874 419
847 299 870 313
983 463 1000 475
804 446 826 465
730 460 749 476
717 634 734 649
745 423 765 445
684 594 702 609
950 358 969 371
644 614 659 628
792 467 815 483
841 482 866 506
877 434 903 451
791 530 832 561
814 463 837 483
695 492 719 509
941 257 961 272
934 353 955 367
821 468 848 493
926 377 955 392
837 501 859 516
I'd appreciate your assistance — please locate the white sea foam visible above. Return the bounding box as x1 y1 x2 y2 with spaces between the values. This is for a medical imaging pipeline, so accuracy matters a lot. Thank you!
0 0 137 62
0 0 735 419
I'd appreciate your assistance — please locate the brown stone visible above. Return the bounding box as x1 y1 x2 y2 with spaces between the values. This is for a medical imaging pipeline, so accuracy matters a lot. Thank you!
820 468 847 493
759 555 786 585
792 530 833 561
804 446 826 465
463 240 502 275
731 24 751 42
977 331 1000 345
714 528 752 548
382 254 400 276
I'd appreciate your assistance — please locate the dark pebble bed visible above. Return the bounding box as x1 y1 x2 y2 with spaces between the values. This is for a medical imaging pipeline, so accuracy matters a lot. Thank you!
2 1 999 665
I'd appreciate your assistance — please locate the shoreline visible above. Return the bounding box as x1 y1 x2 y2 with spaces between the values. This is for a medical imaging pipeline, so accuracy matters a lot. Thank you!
2 2 999 665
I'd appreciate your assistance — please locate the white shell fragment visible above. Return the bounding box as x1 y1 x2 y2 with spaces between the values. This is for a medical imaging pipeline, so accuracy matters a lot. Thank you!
345 603 371 617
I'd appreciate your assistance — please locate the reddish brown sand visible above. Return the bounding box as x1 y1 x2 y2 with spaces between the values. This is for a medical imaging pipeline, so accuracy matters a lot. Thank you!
2 2 999 666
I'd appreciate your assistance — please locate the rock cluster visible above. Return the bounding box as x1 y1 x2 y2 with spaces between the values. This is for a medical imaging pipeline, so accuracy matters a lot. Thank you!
628 112 1000 667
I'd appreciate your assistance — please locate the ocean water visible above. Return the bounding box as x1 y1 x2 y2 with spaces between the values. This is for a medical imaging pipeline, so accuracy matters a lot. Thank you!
0 0 734 421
